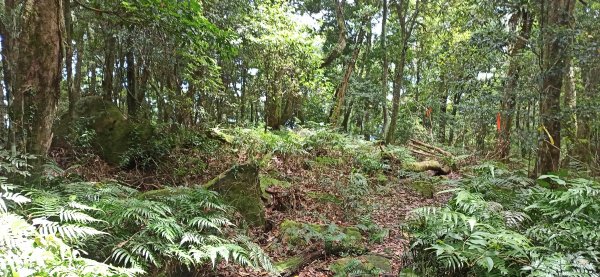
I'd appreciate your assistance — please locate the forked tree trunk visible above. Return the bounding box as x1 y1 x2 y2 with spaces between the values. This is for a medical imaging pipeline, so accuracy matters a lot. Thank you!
386 0 421 144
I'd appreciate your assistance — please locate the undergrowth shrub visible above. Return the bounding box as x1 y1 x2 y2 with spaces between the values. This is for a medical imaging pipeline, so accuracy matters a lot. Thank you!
403 167 600 276
0 150 138 276
26 182 274 274
119 124 173 170
341 172 370 219
227 128 306 158
0 149 274 276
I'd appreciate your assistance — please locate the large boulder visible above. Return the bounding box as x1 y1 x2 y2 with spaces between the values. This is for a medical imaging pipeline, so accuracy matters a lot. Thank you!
54 96 153 165
204 163 266 227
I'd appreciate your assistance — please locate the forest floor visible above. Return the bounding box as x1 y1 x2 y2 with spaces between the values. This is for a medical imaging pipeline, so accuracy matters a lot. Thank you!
54 128 459 276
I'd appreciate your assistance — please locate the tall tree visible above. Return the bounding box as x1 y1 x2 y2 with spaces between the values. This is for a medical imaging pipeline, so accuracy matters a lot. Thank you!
536 0 575 175
380 0 390 140
386 0 421 144
497 9 533 159
7 0 63 156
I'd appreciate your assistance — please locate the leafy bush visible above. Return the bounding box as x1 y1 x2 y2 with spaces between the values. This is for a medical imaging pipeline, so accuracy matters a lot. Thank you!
403 169 600 276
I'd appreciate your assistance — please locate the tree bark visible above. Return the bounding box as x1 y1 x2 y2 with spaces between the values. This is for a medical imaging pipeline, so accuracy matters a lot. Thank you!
126 50 139 118
536 0 575 175
436 76 448 144
64 0 76 117
9 0 64 156
321 0 347 68
381 0 390 139
575 64 599 165
329 25 367 126
497 10 533 160
103 35 116 102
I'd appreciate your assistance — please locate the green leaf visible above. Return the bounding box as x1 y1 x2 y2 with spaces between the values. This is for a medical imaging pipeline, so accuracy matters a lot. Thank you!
485 256 494 272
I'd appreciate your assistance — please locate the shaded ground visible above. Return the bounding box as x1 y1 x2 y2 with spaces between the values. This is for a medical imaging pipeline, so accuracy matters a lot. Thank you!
51 132 456 276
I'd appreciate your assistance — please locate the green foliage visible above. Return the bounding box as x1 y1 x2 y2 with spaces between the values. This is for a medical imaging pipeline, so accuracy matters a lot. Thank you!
330 257 385 277
37 183 275 274
119 124 170 169
280 220 365 254
355 216 389 244
0 156 138 276
341 172 370 218
404 168 600 276
0 148 273 275
227 128 307 158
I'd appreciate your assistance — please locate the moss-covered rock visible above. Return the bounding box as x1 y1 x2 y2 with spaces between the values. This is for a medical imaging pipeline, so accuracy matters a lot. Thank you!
204 163 265 227
329 255 392 276
279 220 364 253
53 96 154 165
409 180 436 198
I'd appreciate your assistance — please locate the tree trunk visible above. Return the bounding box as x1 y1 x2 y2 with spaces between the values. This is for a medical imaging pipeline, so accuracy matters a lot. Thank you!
536 0 575 175
448 91 462 144
71 24 84 117
321 0 347 68
386 48 406 144
342 99 354 132
126 50 139 118
103 35 116 102
497 10 533 160
329 28 366 126
9 0 63 156
64 0 74 116
386 0 421 144
381 0 389 139
575 64 599 165
437 79 448 144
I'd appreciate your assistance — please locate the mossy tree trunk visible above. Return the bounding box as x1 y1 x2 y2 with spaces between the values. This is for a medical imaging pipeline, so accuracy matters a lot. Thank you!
8 0 63 157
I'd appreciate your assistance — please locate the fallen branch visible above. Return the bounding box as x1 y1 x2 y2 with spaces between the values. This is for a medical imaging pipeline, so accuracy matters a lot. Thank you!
408 142 441 157
408 148 438 158
409 139 453 157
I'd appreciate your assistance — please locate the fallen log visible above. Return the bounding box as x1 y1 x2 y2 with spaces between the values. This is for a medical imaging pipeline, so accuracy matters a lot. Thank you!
404 160 451 175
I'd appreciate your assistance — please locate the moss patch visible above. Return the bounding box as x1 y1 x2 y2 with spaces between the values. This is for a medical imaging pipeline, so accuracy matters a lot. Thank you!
409 180 436 198
275 256 303 273
204 164 265 227
280 220 364 253
260 175 291 198
313 156 342 167
306 191 342 205
53 96 155 165
330 255 392 276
